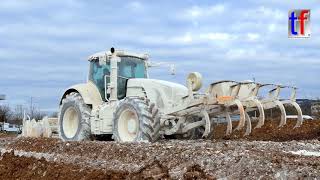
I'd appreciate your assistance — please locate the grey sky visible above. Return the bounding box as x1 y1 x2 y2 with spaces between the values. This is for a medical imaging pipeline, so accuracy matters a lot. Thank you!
0 0 319 112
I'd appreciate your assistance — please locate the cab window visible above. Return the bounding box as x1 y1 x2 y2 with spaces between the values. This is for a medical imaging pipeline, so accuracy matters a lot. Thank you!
89 59 110 100
89 56 147 101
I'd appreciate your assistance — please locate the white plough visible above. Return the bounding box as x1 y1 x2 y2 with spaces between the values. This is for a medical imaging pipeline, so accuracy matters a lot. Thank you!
205 81 305 137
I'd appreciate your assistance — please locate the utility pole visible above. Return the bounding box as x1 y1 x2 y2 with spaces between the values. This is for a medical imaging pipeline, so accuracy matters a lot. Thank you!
30 97 34 119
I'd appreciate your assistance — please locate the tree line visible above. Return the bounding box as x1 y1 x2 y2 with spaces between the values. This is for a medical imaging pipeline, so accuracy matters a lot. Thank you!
0 104 57 125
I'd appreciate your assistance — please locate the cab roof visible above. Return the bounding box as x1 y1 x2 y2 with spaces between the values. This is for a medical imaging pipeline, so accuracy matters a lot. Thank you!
88 50 149 61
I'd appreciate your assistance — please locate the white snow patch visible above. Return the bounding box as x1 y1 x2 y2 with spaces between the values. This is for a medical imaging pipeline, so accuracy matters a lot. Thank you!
289 150 320 157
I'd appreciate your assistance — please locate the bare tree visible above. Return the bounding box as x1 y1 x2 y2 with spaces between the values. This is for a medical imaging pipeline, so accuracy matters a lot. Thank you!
14 105 25 120
33 110 47 120
26 97 48 120
0 105 12 123
29 97 37 120
0 103 46 125
8 105 26 125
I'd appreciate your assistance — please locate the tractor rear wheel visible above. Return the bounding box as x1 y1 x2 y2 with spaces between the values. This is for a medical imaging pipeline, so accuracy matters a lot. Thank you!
113 98 160 142
59 92 92 141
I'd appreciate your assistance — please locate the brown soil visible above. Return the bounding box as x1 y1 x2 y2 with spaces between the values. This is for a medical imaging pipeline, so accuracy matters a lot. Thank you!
1 119 320 179
183 165 215 180
4 137 320 179
213 119 320 141
0 132 17 138
0 151 113 180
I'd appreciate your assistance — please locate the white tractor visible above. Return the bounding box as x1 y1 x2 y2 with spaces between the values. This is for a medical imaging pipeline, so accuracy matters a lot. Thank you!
58 48 306 142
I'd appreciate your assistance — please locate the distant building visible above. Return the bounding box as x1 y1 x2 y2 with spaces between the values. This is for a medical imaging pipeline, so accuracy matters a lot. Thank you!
0 94 5 100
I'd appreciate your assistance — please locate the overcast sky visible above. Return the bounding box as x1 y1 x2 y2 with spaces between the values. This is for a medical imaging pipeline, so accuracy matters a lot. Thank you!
0 0 319 112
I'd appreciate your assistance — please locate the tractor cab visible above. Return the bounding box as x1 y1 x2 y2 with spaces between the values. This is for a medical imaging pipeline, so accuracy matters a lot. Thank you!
88 50 148 101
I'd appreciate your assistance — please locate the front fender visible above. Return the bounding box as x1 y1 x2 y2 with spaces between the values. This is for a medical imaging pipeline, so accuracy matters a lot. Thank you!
60 81 103 109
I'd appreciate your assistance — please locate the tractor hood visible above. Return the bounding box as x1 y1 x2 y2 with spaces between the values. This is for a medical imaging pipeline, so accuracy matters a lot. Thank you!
126 79 188 112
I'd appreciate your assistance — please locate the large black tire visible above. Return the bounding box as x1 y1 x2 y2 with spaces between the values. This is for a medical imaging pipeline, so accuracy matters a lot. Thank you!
113 98 160 142
58 92 92 141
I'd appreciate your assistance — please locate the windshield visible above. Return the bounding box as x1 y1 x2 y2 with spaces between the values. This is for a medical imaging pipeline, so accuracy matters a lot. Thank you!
118 56 146 79
116 56 146 99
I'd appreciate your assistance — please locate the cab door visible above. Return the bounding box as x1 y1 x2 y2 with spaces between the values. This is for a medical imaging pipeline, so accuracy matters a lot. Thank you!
89 59 110 101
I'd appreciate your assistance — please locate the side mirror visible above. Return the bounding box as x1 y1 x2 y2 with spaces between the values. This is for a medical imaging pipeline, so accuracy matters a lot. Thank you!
148 61 176 75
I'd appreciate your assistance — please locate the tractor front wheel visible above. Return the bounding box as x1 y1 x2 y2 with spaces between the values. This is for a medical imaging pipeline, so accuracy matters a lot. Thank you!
113 98 160 142
58 92 92 141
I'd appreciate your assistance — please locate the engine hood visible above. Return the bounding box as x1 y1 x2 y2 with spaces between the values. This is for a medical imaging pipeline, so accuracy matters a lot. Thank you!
126 79 188 112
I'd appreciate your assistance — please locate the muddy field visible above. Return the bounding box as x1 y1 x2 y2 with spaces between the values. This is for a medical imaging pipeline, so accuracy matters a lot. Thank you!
1 119 320 179
213 118 320 141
